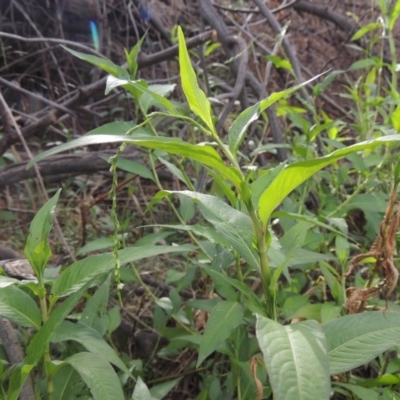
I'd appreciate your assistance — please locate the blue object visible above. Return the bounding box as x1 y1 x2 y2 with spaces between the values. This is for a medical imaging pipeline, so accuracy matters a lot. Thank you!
90 20 100 51
139 3 153 22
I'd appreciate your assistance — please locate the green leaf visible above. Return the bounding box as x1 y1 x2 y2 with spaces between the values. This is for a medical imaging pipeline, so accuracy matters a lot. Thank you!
62 46 128 79
228 75 323 155
24 189 61 274
26 278 96 365
258 135 400 226
351 22 382 41
389 0 400 31
323 311 400 375
86 121 137 135
52 245 196 297
52 321 128 373
141 84 176 113
125 33 146 78
228 103 260 156
197 301 244 367
392 105 400 132
27 135 242 188
256 315 330 400
53 364 83 400
115 158 155 181
106 76 177 113
80 278 109 329
149 378 181 400
65 352 124 400
178 26 215 136
132 376 154 400
77 238 114 255
335 382 379 400
151 191 260 271
0 285 41 328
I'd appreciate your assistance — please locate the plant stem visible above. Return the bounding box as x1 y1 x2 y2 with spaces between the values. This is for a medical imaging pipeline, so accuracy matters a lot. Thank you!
38 283 53 400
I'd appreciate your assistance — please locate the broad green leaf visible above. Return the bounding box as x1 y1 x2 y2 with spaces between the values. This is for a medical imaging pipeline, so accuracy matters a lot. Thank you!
149 378 181 400
132 376 154 400
178 27 215 136
228 103 260 156
65 352 124 400
150 191 260 271
62 46 128 79
80 278 109 328
204 268 265 315
26 278 96 365
52 321 128 373
24 189 60 273
52 245 196 297
106 76 177 113
86 121 137 135
77 237 114 255
141 83 176 113
323 311 400 375
197 301 244 367
115 158 155 181
351 22 382 41
258 135 400 226
256 315 330 400
27 135 242 188
228 74 323 155
0 285 41 328
335 382 379 400
53 364 83 400
349 58 377 70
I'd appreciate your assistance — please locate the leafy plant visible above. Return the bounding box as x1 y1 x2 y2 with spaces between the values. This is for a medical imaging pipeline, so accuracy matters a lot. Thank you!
9 3 400 398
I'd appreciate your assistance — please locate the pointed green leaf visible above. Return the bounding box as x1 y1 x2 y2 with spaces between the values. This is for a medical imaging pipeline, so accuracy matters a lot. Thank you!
258 135 400 226
0 285 41 328
52 321 128 373
197 301 244 367
62 46 128 79
27 135 242 187
106 76 177 113
256 315 330 400
323 311 400 375
26 278 96 365
132 376 154 400
178 27 215 136
228 74 323 155
66 352 124 400
151 191 260 271
24 189 60 273
52 245 196 297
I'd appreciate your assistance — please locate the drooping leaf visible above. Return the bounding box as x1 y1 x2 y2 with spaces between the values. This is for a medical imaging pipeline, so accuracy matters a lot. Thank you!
323 311 400 375
197 301 244 367
52 245 196 297
65 352 124 400
26 278 97 365
62 46 128 79
27 135 242 187
0 285 41 328
52 321 128 373
228 74 323 155
256 315 330 400
150 191 260 271
258 135 400 226
132 376 154 400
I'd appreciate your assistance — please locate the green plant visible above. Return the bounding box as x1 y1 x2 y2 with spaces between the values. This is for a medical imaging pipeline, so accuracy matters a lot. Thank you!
11 4 400 398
